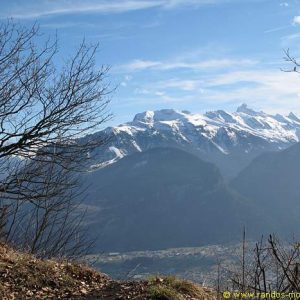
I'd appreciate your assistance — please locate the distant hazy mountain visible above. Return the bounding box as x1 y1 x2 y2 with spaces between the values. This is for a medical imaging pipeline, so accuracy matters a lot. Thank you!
86 104 300 178
231 142 300 239
85 147 272 252
79 105 300 252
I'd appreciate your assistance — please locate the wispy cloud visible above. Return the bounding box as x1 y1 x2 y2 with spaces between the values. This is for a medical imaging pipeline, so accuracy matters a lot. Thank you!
0 1 160 19
120 60 162 72
129 66 300 114
202 70 300 113
0 0 229 19
281 32 300 48
264 25 289 34
117 58 257 73
156 79 203 91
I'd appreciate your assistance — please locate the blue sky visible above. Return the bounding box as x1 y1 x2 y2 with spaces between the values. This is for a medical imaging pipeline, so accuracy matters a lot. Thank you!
2 0 300 126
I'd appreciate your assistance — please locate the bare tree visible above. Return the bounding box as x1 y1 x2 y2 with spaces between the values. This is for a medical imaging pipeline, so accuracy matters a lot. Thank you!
229 235 300 296
226 50 300 295
0 20 112 258
1 157 94 259
282 49 300 74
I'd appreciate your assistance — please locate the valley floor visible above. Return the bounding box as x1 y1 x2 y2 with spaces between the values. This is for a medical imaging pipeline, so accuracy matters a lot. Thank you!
86 243 245 287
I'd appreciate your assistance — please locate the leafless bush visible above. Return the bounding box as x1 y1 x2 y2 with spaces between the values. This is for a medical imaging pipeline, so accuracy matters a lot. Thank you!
229 235 300 294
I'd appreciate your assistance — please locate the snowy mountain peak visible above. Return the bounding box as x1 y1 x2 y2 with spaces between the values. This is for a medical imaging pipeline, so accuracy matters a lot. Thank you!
88 104 300 177
133 109 187 124
133 110 155 123
205 110 237 124
236 103 263 116
288 112 300 123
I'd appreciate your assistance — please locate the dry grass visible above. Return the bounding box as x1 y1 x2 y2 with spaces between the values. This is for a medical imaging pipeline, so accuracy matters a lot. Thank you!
0 243 217 299
0 243 108 299
147 276 217 300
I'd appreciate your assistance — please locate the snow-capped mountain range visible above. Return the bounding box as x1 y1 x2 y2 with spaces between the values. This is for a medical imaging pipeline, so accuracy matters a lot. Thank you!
88 104 300 177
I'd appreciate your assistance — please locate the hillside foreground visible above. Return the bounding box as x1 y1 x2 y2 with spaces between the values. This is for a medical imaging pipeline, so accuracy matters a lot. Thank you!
0 244 216 299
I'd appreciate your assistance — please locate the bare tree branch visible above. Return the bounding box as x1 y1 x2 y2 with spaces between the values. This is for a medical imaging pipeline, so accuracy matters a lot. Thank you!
0 20 112 259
